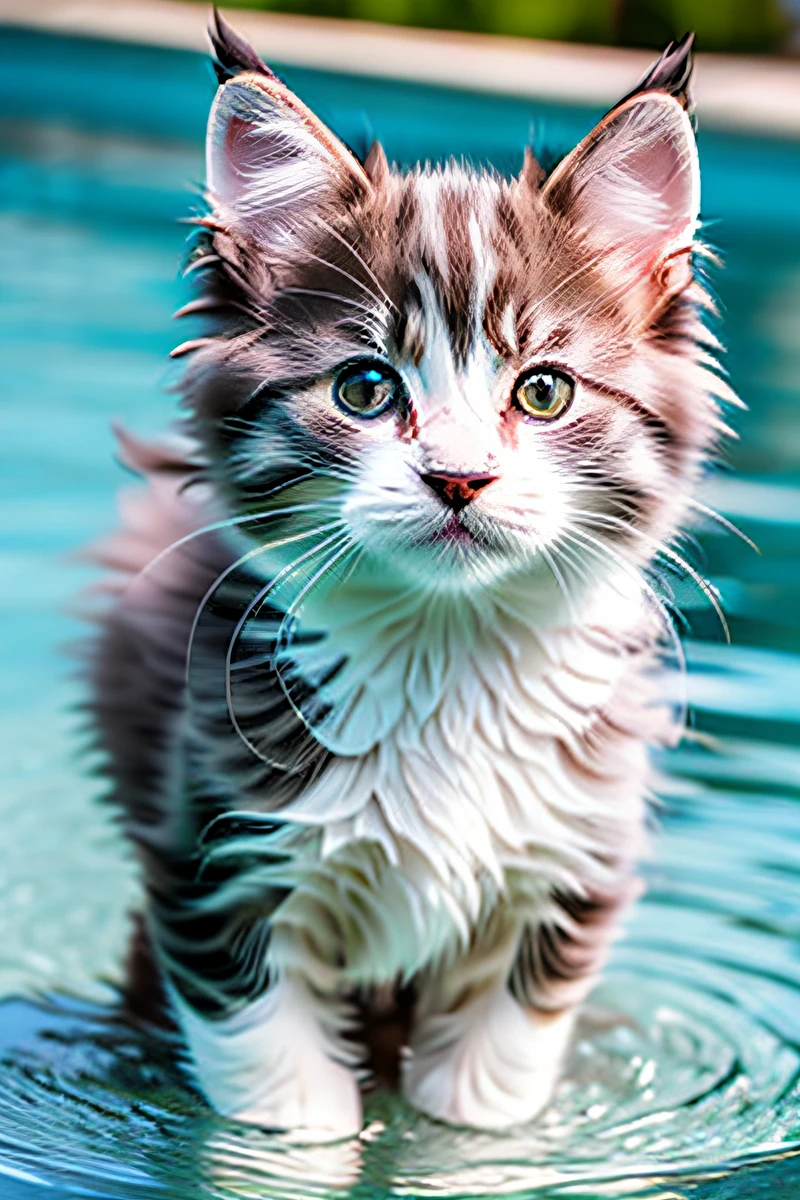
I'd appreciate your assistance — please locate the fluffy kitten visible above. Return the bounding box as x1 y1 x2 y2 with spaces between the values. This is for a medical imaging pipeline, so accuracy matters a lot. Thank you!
88 19 732 1138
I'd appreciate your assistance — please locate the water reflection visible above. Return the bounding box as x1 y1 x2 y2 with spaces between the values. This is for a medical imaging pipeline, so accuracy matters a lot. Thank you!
201 1128 363 1198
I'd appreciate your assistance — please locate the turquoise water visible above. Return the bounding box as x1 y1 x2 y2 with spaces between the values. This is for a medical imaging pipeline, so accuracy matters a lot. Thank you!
1 26 800 1199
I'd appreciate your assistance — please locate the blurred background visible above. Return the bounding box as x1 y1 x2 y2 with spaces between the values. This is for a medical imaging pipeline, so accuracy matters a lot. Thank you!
198 0 800 53
0 2 799 1198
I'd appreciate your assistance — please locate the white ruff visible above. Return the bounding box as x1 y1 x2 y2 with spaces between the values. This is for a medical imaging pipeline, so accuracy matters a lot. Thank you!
214 557 654 989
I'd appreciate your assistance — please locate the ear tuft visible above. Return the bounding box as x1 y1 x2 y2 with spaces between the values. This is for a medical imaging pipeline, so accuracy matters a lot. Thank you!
618 32 695 114
363 141 391 188
208 9 277 85
520 146 545 191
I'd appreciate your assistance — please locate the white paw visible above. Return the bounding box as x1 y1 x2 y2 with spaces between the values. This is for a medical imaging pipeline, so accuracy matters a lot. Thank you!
172 976 363 1141
230 1056 362 1143
403 989 574 1129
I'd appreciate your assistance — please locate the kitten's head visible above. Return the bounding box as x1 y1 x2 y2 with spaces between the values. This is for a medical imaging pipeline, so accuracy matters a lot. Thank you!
182 22 723 598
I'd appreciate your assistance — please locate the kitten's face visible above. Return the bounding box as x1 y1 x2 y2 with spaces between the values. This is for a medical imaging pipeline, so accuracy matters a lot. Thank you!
187 63 718 599
255 189 662 591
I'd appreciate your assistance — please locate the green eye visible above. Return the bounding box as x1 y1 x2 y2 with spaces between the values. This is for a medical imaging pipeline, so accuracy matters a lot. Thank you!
334 359 405 418
515 368 575 420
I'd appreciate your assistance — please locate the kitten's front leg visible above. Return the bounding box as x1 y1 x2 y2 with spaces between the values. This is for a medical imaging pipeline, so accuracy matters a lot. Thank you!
404 896 620 1129
403 974 576 1130
172 971 363 1140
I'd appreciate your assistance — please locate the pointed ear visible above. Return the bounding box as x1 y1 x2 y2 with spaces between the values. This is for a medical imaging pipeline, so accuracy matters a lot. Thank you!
208 8 277 84
363 140 391 188
206 71 373 237
542 90 700 318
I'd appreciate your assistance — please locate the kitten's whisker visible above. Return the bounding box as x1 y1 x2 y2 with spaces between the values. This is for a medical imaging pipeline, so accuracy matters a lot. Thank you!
563 526 681 643
134 486 317 583
684 497 760 554
223 528 350 765
185 519 344 687
652 541 730 643
561 526 689 731
296 244 392 321
568 509 730 643
224 428 361 488
312 215 398 313
280 288 382 317
272 538 362 733
521 245 613 330
550 535 595 592
564 511 687 625
229 652 273 672
332 314 387 343
539 542 579 623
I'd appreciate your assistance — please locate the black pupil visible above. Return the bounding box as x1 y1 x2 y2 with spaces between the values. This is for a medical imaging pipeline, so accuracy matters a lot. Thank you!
526 375 555 409
340 368 394 413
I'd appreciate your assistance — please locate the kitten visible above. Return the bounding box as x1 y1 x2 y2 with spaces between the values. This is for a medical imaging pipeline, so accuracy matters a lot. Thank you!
88 18 732 1138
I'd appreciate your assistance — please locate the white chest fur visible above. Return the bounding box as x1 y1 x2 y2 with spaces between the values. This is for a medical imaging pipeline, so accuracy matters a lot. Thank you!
233 560 655 987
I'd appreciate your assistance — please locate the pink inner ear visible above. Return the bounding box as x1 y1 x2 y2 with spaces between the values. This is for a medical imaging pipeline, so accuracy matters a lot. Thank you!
206 74 372 232
623 115 697 258
549 94 699 277
213 114 256 208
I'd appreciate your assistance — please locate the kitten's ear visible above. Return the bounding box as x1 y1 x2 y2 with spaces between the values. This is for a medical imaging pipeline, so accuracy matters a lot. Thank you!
206 64 372 237
542 50 699 319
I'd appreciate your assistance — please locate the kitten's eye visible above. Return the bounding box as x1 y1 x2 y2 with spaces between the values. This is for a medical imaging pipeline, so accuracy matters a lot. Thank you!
514 368 575 421
334 359 404 419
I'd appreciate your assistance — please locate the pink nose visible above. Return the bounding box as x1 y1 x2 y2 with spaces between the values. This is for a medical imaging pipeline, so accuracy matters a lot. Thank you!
419 472 498 513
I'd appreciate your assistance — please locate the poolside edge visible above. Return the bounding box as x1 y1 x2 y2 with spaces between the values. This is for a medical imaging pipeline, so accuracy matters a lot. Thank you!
0 0 799 136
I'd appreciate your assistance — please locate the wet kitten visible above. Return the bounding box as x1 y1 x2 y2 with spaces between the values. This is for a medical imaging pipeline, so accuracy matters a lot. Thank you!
88 19 733 1137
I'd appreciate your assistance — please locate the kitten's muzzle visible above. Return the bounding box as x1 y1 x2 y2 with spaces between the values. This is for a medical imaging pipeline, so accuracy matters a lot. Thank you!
419 471 498 514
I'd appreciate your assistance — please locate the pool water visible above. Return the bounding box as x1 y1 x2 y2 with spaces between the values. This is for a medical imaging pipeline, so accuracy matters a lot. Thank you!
1 26 800 1200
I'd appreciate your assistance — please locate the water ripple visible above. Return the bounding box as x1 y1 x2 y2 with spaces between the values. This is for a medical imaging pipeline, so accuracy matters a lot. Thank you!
3 763 800 1200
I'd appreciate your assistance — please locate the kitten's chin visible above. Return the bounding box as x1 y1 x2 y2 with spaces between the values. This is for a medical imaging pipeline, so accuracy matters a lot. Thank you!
357 523 538 594
343 489 549 593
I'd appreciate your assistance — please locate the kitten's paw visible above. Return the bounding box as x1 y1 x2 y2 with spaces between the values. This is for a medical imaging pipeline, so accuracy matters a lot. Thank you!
403 989 574 1129
229 1056 363 1143
173 977 363 1141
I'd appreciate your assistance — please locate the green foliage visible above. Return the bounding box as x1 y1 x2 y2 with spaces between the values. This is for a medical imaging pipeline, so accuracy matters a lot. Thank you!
617 0 791 53
216 0 793 52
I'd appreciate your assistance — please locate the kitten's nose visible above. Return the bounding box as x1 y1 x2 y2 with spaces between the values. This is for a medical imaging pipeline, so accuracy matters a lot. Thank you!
419 471 498 513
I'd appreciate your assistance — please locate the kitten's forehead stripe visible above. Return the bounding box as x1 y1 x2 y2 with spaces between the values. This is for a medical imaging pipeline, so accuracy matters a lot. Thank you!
382 170 506 371
414 173 452 286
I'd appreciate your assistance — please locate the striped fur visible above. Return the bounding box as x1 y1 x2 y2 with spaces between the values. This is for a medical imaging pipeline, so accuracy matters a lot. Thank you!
86 23 732 1135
